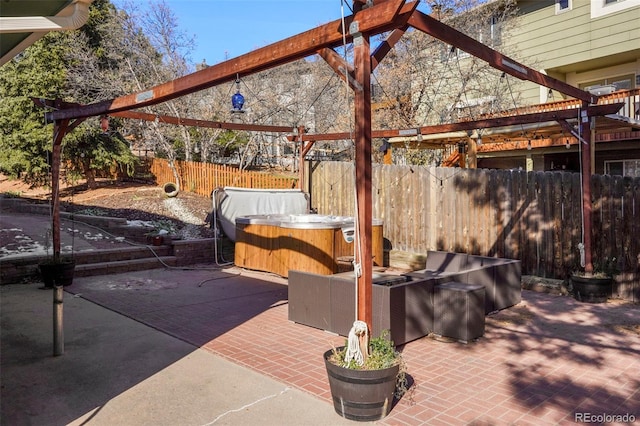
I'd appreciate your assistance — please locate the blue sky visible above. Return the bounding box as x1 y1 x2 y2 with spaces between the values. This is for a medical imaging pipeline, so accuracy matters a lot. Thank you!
118 0 430 66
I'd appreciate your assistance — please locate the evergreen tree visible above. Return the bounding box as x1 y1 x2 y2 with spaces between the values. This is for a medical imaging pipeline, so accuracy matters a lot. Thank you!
0 0 137 187
0 32 69 184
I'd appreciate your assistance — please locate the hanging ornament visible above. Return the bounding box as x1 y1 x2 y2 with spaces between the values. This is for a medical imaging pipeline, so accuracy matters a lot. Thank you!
100 115 109 133
230 77 245 123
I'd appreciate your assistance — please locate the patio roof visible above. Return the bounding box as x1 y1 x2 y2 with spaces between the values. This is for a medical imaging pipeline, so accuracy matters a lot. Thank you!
0 0 92 67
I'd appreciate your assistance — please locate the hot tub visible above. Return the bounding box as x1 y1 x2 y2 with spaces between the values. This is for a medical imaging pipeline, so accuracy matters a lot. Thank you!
235 214 384 277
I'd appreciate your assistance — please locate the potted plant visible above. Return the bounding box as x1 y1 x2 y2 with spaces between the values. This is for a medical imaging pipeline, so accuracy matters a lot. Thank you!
145 220 178 245
570 256 619 303
38 228 76 288
324 324 408 422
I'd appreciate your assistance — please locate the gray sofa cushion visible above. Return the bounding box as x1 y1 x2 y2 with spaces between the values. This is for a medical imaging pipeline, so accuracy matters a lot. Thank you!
424 250 469 272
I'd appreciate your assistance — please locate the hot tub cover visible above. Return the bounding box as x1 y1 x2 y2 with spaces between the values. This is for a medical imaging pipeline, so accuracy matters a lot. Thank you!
216 187 308 241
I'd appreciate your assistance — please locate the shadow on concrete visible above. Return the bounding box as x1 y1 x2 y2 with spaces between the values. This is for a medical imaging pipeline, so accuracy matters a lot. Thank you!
65 267 288 348
0 266 304 426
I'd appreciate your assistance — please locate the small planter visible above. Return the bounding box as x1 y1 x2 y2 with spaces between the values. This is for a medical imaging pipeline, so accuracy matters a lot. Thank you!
147 234 173 246
324 347 399 422
570 274 612 303
39 261 76 288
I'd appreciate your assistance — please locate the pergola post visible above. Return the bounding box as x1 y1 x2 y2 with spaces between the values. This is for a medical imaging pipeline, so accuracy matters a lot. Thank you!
352 4 373 332
51 118 69 357
580 104 594 273
51 119 70 261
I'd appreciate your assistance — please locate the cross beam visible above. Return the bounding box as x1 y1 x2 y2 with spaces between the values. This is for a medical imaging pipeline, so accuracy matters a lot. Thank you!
286 103 624 142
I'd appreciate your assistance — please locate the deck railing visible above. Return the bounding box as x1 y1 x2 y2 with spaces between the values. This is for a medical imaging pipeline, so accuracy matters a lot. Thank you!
489 88 640 120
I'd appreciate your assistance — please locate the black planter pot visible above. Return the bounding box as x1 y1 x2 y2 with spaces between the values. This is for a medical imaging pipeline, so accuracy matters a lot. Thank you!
570 274 612 303
323 348 399 422
39 261 76 288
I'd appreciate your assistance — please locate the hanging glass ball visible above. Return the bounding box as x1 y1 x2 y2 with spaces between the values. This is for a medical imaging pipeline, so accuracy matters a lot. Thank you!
231 92 245 111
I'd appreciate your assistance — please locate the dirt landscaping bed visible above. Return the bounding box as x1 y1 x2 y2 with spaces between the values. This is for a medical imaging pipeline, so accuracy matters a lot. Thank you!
1 174 216 240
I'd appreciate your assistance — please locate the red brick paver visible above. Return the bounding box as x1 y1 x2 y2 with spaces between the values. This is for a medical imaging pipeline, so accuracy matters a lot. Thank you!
69 267 640 425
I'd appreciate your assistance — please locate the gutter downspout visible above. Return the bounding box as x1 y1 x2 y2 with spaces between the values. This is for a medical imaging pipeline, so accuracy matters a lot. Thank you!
0 0 92 33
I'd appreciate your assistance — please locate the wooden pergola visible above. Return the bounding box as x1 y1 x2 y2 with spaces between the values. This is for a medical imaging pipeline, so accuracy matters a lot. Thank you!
41 0 622 334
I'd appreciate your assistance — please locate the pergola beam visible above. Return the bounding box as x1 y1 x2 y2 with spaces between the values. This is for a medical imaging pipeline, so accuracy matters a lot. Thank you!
371 26 407 70
317 48 359 91
111 110 294 133
34 98 295 133
47 0 418 122
286 103 623 142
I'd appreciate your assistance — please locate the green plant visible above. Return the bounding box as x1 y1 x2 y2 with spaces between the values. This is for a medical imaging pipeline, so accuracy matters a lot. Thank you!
593 256 620 277
336 331 398 370
573 256 620 279
329 330 409 399
2 190 22 198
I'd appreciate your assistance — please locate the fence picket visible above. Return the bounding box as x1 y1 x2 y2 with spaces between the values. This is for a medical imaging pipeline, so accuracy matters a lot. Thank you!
149 158 299 197
307 162 638 278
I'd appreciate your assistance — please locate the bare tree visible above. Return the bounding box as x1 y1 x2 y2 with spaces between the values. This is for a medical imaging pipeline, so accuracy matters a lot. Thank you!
372 0 524 165
100 0 201 187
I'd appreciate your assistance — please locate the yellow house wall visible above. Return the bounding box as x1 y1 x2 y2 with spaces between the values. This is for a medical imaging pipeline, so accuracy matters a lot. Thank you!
505 0 640 104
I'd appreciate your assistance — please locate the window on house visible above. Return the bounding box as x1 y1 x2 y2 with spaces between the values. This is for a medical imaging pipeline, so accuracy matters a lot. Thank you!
580 74 635 93
556 0 571 13
476 15 503 48
439 44 469 62
489 16 502 46
605 159 640 177
592 0 633 18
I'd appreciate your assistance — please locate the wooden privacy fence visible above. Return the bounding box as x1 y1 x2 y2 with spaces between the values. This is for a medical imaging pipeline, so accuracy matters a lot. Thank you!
309 161 640 278
150 158 299 197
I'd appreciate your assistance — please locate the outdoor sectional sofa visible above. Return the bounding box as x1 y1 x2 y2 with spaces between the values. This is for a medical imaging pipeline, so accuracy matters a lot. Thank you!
287 250 521 345
404 250 522 315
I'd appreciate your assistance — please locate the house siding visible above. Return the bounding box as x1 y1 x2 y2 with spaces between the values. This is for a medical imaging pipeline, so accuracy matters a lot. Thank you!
506 0 640 104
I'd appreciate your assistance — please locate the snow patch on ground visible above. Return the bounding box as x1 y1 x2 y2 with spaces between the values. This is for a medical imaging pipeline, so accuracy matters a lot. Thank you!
0 225 116 259
105 277 178 290
126 220 156 228
0 228 48 258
